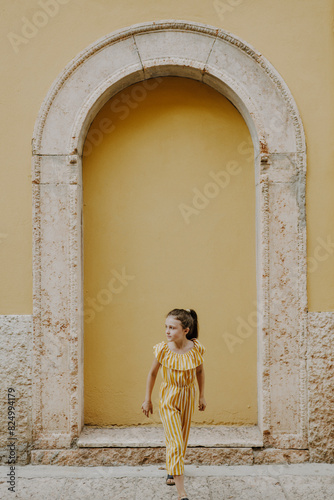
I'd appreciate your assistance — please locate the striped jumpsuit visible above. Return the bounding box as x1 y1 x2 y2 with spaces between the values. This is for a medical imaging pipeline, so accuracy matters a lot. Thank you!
153 338 205 476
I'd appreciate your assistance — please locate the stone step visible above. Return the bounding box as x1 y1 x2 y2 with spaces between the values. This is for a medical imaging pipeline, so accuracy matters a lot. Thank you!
77 425 263 448
29 447 310 467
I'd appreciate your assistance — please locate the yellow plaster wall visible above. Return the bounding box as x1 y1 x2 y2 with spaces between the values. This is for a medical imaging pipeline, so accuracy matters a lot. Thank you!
83 77 257 425
1 0 333 314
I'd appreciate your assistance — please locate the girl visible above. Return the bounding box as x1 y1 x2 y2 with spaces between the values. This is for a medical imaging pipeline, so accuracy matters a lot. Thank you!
142 308 206 500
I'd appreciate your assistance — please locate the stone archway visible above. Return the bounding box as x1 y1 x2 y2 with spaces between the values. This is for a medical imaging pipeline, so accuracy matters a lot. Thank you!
31 20 307 454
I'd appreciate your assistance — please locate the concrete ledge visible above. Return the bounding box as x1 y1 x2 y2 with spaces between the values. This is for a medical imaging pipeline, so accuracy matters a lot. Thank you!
2 464 334 500
3 464 334 479
77 425 263 448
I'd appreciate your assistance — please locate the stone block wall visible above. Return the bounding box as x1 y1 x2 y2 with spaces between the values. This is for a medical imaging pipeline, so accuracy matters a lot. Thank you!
308 312 334 462
0 316 32 465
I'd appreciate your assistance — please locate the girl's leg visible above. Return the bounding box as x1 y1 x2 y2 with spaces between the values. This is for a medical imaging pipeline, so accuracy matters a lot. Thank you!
173 385 195 499
180 402 192 458
160 407 184 475
180 385 196 463
159 390 185 476
173 474 187 499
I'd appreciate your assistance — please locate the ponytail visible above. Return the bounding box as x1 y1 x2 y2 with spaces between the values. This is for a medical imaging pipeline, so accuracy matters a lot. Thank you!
187 309 198 340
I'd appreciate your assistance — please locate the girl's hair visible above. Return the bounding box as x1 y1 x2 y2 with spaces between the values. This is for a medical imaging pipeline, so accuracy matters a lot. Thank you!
166 308 199 340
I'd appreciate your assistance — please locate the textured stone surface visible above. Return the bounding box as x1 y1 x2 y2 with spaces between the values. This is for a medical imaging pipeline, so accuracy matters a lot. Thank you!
30 447 254 466
77 425 263 447
205 39 298 154
31 448 166 466
59 477 137 500
0 444 31 467
186 448 254 466
208 476 286 499
253 449 309 465
32 155 83 451
3 464 334 500
32 35 143 155
256 155 307 450
135 28 216 66
264 154 307 450
136 476 211 500
0 316 32 465
0 477 66 500
279 475 334 500
308 312 334 463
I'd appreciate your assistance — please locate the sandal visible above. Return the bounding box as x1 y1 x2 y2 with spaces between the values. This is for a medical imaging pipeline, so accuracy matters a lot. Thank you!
166 474 175 486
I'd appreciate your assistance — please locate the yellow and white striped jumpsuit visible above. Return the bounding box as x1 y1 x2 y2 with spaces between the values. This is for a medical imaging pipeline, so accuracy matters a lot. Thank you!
153 338 205 476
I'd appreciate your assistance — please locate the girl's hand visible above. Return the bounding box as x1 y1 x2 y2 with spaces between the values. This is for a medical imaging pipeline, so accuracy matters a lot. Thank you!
198 396 207 411
141 400 153 417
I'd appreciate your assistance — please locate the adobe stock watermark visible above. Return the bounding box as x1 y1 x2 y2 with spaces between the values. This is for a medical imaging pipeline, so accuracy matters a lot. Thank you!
265 464 290 477
307 236 334 273
269 109 286 136
222 300 262 354
213 0 244 21
179 139 253 224
83 77 164 158
83 267 135 324
7 0 71 54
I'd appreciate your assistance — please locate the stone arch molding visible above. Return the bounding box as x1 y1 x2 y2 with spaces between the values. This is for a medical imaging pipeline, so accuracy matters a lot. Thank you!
32 20 307 451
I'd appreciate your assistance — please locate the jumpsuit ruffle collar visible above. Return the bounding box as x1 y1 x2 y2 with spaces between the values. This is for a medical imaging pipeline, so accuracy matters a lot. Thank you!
153 338 205 371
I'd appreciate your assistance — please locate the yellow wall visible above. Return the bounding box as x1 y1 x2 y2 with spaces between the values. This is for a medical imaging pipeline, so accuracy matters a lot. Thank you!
83 77 257 425
1 0 333 314
0 1 333 424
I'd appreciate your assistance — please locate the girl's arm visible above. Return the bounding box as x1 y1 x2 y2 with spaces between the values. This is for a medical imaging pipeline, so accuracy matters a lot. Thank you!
142 358 161 417
196 363 207 411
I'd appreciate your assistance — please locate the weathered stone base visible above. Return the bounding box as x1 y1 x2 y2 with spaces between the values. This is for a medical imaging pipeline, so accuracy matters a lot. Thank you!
186 448 254 465
30 447 313 466
31 447 166 467
0 445 31 466
253 449 310 464
308 312 334 463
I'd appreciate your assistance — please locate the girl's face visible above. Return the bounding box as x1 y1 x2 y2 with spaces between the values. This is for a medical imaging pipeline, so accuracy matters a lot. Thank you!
165 316 189 343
